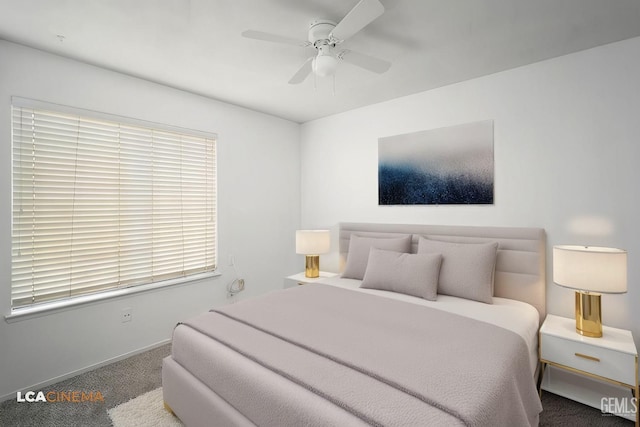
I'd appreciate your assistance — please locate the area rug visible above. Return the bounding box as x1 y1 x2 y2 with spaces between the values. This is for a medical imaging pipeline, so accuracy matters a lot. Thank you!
108 387 184 427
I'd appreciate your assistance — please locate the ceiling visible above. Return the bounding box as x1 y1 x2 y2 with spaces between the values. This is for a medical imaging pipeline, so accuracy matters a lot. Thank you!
1 0 639 123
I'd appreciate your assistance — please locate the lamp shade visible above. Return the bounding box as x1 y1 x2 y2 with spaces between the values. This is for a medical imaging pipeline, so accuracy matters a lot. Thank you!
553 245 627 293
296 230 330 255
313 54 338 77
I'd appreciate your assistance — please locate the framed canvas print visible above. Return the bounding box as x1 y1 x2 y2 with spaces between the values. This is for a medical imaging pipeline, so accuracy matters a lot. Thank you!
378 120 494 205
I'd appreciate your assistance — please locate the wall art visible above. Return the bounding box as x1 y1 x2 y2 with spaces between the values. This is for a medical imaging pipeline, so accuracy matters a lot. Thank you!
378 120 494 205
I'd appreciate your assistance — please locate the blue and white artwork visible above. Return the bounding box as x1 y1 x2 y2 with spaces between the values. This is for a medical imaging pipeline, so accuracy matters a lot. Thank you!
378 120 494 205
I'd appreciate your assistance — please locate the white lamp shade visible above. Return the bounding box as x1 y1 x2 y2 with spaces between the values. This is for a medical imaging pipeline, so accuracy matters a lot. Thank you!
553 245 627 293
313 55 338 77
296 230 330 255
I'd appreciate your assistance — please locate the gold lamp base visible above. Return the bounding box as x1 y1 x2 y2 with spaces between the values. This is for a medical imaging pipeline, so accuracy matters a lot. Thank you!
305 255 320 278
575 291 602 338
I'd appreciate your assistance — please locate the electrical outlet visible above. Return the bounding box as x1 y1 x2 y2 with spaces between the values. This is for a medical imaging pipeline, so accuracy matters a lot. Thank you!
121 308 132 323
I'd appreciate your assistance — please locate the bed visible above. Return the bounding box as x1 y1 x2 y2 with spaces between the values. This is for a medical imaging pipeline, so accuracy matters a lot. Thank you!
162 223 546 426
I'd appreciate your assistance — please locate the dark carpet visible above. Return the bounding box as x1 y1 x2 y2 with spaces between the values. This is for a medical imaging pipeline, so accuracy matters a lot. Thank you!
539 391 634 426
0 344 170 427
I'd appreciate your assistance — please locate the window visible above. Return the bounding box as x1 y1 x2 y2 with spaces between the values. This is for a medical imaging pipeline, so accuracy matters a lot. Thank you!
11 99 217 311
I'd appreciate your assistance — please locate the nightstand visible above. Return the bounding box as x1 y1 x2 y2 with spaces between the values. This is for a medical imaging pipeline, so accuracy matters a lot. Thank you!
283 272 338 289
540 314 638 424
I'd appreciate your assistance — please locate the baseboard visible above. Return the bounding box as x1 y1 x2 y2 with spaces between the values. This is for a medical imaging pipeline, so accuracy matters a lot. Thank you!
0 339 171 403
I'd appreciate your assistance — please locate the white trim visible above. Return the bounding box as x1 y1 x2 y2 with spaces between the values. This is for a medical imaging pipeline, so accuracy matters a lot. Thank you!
0 339 171 403
5 271 220 323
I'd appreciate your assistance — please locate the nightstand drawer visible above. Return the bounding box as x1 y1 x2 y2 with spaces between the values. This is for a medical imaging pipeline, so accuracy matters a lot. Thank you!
541 334 636 386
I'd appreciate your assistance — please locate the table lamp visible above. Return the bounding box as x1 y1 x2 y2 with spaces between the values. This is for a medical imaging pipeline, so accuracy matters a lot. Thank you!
553 245 627 338
296 230 330 278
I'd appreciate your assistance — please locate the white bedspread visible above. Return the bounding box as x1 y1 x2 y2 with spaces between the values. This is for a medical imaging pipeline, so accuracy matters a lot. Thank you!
315 276 540 375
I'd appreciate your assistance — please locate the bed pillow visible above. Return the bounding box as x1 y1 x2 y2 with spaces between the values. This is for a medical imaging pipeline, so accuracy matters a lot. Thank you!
361 249 442 300
341 234 412 280
417 237 498 304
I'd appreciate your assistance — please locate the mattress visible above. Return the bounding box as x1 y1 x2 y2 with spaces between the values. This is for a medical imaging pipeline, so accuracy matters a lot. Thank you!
168 281 541 426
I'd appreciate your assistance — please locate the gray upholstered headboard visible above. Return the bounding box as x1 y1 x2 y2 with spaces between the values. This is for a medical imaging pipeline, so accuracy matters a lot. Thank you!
339 223 546 323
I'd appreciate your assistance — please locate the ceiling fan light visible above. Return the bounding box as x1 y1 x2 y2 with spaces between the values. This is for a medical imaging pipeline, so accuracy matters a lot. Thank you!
313 55 338 77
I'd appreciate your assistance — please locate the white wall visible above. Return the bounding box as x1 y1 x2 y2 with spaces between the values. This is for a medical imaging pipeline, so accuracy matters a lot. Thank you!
0 40 300 400
301 37 640 346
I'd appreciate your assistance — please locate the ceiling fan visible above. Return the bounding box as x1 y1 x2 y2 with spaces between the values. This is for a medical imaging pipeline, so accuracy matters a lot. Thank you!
241 0 391 84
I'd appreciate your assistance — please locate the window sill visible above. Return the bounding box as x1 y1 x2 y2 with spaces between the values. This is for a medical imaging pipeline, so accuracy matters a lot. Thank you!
4 271 221 323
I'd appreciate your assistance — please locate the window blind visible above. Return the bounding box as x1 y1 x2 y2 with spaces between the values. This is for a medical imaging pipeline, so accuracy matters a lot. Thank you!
11 103 217 309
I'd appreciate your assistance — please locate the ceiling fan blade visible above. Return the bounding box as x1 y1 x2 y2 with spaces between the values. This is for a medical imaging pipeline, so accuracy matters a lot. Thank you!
330 0 384 41
288 57 314 84
242 30 311 48
339 49 391 74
